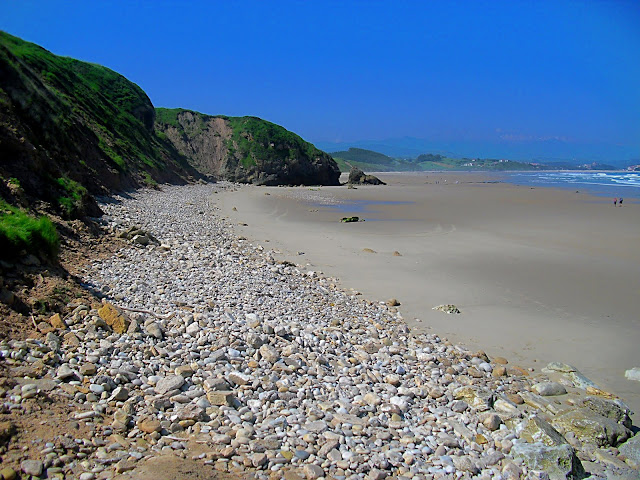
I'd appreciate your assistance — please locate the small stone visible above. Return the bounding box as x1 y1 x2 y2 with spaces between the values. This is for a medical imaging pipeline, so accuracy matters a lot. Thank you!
175 365 194 377
63 331 81 347
113 409 131 426
492 366 507 377
532 382 567 396
251 453 268 468
79 363 97 375
21 460 43 477
21 384 38 399
97 302 130 334
507 393 524 404
385 374 401 386
625 367 640 382
227 371 252 386
259 344 279 363
56 364 77 381
482 413 502 431
89 384 105 394
145 322 163 339
49 313 67 329
0 467 17 480
368 469 388 480
185 322 200 335
154 375 185 395
303 464 324 480
206 390 234 406
204 377 230 391
138 417 161 433
110 387 129 401
452 456 480 474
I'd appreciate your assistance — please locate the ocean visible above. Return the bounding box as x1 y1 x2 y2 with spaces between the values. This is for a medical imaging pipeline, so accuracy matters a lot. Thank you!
504 171 640 200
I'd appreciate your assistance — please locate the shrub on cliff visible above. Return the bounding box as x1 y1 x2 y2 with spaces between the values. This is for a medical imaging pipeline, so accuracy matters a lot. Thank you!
0 201 59 261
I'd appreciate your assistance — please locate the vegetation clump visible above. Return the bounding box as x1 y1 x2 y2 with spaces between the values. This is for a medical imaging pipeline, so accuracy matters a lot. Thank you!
0 201 59 260
55 176 88 218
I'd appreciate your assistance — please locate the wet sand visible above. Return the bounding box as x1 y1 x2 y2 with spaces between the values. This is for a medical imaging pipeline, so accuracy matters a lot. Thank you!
216 172 640 415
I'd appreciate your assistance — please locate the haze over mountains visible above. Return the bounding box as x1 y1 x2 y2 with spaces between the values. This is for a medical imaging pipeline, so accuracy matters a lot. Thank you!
317 137 638 168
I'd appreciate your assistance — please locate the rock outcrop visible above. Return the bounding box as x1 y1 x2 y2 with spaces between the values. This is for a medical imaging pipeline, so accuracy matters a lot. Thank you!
155 108 340 186
347 166 386 185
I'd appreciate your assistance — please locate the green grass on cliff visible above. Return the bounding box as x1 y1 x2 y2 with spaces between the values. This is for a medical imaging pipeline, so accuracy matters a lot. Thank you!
55 176 88 218
155 108 327 170
226 116 321 166
0 201 59 260
0 31 170 177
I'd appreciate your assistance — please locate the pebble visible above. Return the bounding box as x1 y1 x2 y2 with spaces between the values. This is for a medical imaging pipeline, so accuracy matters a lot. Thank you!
21 460 43 476
532 381 567 396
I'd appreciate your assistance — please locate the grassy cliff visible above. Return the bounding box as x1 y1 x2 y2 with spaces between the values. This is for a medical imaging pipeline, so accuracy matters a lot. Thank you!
156 108 340 186
0 31 198 219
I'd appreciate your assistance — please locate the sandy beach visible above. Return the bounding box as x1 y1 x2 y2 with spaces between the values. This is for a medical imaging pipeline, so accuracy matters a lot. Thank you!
217 172 640 415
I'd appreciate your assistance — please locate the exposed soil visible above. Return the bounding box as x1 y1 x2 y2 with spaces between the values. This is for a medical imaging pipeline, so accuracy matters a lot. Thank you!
0 214 246 479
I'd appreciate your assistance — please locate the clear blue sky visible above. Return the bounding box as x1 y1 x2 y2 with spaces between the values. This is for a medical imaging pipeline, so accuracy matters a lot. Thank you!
1 1 639 158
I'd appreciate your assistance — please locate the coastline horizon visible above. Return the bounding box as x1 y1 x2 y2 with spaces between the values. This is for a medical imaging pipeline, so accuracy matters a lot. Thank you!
364 169 640 200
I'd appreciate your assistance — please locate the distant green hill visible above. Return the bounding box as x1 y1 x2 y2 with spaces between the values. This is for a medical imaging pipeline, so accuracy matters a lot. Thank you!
330 147 394 165
329 145 548 173
330 147 407 172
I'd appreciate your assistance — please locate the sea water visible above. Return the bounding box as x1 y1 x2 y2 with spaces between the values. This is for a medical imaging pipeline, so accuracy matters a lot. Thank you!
505 171 640 199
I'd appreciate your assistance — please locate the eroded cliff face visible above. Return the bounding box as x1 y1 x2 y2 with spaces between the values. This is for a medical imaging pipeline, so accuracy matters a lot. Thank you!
155 109 341 186
157 112 232 177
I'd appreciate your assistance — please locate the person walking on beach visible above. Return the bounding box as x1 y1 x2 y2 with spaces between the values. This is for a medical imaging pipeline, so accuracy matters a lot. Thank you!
619 197 623 207
614 198 617 206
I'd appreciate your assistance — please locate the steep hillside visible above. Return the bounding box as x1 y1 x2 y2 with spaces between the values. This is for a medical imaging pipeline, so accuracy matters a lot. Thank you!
0 31 198 218
156 108 340 186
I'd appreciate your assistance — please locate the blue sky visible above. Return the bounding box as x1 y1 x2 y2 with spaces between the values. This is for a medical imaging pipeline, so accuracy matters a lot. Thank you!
1 1 639 160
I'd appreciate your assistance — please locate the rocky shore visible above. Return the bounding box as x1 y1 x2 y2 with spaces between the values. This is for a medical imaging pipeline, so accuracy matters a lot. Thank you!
0 183 638 480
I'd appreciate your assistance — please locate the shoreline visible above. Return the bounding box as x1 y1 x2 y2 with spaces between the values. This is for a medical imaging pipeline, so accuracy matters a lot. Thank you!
216 172 640 416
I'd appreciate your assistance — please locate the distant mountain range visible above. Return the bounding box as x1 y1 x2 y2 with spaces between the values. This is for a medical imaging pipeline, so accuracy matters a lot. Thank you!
316 137 639 168
329 148 620 173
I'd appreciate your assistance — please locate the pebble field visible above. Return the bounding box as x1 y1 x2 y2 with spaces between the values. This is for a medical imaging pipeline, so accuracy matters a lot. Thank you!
1 184 638 480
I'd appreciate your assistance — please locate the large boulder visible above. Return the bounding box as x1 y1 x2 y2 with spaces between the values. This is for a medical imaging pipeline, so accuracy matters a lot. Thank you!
577 396 633 429
511 442 585 480
347 166 386 185
551 408 632 447
619 433 640 469
520 415 568 447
